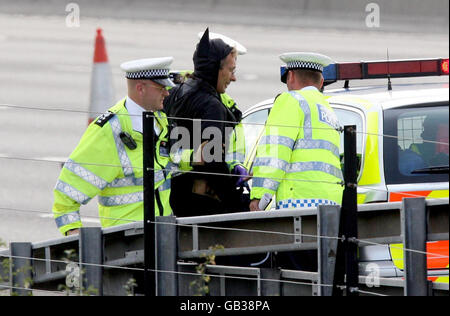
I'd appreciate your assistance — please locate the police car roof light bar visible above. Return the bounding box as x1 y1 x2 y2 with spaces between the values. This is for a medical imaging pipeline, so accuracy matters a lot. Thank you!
324 58 449 82
280 58 449 85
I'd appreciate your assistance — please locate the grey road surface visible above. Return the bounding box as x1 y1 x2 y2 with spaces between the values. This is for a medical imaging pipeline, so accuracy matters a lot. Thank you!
0 5 448 248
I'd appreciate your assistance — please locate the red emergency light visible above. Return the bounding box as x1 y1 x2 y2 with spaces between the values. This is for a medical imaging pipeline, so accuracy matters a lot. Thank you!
324 58 449 83
441 59 449 75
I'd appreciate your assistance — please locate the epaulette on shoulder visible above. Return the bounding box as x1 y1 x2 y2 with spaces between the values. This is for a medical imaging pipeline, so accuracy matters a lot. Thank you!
94 111 115 127
273 93 283 102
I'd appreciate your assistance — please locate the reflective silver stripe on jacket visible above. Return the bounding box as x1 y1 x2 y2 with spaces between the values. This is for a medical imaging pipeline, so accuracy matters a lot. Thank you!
109 115 134 177
225 152 246 164
165 162 182 178
154 170 165 184
165 162 179 173
158 178 171 192
159 146 169 157
287 161 343 180
289 91 340 159
55 180 92 205
252 177 280 192
254 157 289 172
98 192 143 207
254 159 342 181
289 91 312 139
55 211 81 228
64 159 108 190
108 175 144 188
293 139 340 159
259 135 296 150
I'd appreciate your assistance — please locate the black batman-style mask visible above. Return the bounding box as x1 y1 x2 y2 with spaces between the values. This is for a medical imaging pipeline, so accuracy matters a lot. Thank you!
193 28 233 90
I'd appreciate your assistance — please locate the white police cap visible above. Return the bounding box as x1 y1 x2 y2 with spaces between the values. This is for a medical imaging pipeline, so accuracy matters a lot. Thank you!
120 57 176 87
197 31 247 55
279 52 333 73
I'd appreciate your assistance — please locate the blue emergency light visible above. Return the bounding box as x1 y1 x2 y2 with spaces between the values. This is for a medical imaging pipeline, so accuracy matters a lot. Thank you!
323 64 337 82
280 65 287 83
280 63 337 84
280 58 449 85
280 64 338 84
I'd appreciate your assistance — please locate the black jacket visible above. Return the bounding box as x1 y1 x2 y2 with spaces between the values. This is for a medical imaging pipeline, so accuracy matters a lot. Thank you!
163 77 240 214
164 27 239 163
164 77 238 151
162 28 245 216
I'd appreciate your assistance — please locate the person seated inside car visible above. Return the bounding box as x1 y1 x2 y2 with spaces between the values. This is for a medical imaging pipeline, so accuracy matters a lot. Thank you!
409 114 449 167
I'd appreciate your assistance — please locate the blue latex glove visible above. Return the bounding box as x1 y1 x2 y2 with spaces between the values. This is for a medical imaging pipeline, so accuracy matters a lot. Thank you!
232 165 249 187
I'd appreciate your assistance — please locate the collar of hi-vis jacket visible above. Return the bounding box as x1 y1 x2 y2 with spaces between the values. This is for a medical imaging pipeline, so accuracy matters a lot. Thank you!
125 96 165 136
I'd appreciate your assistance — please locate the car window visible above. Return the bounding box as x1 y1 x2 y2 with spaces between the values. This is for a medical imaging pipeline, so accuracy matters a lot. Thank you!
384 103 449 184
333 108 364 155
333 107 364 176
242 109 269 161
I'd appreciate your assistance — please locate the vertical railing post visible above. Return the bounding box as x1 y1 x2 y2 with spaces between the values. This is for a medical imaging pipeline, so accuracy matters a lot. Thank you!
333 125 359 296
260 268 281 296
156 215 178 296
10 242 33 296
79 227 103 296
317 205 341 296
402 197 428 296
143 111 156 296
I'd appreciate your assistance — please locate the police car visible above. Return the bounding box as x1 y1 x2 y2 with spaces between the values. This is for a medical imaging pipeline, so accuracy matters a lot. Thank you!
241 58 449 282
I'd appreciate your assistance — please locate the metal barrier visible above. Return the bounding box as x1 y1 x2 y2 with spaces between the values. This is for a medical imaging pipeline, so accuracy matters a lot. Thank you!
0 198 448 296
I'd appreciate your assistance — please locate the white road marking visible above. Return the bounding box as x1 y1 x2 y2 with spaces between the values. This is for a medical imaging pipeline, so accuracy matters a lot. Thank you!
39 156 67 163
242 73 259 81
53 64 122 75
53 64 90 73
0 153 67 163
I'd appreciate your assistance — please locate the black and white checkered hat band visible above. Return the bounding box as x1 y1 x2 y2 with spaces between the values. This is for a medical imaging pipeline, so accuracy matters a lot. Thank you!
287 61 323 72
126 68 170 79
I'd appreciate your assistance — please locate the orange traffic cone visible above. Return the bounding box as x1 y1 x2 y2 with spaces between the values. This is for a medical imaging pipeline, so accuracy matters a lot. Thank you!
88 28 114 124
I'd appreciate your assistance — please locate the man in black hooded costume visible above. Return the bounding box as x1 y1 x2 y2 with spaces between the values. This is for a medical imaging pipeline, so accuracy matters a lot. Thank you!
164 28 247 217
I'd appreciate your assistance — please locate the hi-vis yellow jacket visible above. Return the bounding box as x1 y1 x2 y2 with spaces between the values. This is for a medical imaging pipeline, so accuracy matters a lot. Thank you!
221 93 246 171
52 99 191 235
250 87 344 209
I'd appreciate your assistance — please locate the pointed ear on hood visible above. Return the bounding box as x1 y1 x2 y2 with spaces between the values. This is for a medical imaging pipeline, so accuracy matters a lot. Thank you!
193 27 233 89
197 28 210 57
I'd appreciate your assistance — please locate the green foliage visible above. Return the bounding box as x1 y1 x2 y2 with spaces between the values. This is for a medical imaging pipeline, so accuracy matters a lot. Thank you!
0 257 10 285
190 244 224 296
0 238 9 295
0 243 34 296
0 240 140 296
57 248 96 296
9 264 34 296
124 278 138 296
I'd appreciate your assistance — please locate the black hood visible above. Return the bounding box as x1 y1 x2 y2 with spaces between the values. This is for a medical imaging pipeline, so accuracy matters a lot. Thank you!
193 28 233 89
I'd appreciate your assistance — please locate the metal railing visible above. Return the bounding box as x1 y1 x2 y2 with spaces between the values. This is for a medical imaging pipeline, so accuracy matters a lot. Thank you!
1 197 448 296
0 103 448 296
